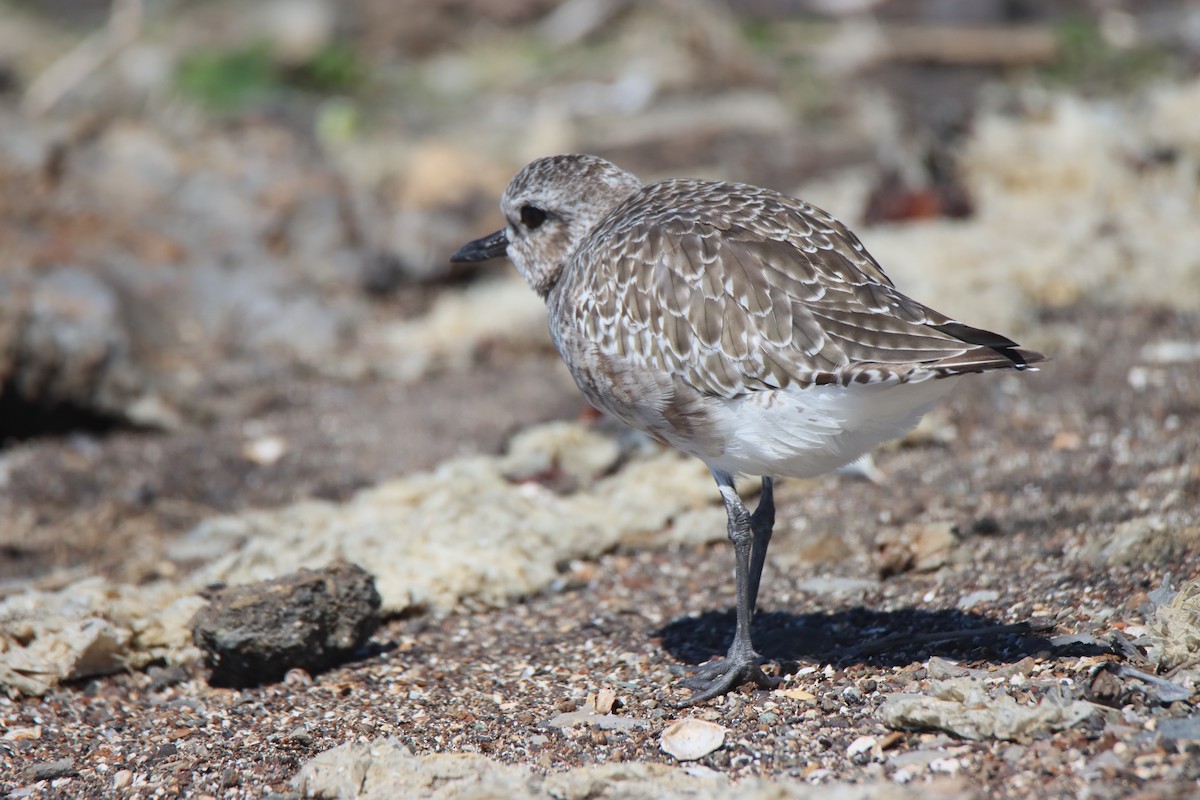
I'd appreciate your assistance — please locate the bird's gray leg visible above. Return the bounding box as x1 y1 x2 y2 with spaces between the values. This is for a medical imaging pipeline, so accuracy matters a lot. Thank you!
678 472 782 706
748 476 775 617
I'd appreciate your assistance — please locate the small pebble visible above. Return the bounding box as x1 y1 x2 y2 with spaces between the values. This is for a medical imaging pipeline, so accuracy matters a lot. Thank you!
286 726 313 745
847 735 876 759
807 768 834 783
151 743 177 762
2 727 41 742
284 668 314 686
930 757 963 774
24 759 75 782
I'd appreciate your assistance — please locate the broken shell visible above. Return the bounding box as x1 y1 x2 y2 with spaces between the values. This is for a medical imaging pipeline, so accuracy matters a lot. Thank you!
659 718 728 761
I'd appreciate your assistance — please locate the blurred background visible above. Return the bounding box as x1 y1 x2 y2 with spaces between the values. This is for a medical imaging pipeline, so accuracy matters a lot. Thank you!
1 0 1199 581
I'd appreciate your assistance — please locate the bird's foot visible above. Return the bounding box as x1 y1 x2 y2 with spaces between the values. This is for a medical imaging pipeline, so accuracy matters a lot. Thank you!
676 650 781 707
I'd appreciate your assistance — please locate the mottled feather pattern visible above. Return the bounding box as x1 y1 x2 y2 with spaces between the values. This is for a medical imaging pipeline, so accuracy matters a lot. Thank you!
559 178 1018 398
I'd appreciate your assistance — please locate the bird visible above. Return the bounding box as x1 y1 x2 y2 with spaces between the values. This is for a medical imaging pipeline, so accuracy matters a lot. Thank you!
451 154 1045 705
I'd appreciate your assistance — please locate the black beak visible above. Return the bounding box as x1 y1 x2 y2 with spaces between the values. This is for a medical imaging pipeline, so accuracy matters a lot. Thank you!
450 229 509 263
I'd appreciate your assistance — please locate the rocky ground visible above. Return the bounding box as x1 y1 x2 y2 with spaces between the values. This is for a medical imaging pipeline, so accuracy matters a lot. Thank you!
4 302 1200 799
1 1 1199 798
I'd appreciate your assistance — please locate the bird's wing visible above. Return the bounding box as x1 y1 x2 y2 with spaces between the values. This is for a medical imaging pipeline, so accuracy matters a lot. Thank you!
568 180 1041 398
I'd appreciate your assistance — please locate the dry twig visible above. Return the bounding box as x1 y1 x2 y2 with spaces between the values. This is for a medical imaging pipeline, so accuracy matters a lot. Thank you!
22 0 144 116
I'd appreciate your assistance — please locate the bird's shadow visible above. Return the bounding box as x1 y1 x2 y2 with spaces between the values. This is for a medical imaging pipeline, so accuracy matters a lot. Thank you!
657 606 1102 671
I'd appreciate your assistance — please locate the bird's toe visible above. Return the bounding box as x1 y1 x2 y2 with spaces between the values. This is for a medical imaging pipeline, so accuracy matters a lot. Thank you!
675 654 781 707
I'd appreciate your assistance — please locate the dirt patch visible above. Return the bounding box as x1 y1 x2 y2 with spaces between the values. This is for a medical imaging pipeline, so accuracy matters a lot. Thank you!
2 303 1197 798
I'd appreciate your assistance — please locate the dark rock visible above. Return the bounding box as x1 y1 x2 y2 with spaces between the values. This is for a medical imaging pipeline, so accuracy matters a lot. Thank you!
191 561 381 687
1087 665 1126 707
0 267 143 442
151 743 178 762
23 758 76 781
1157 715 1200 742
360 252 410 296
147 664 189 692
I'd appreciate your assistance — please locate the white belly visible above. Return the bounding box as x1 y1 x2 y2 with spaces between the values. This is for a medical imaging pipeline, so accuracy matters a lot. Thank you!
670 377 959 479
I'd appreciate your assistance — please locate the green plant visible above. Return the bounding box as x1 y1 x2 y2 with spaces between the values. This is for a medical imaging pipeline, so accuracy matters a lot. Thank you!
175 40 367 112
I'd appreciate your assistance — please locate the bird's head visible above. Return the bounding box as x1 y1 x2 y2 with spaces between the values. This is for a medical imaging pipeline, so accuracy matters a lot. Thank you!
451 154 642 297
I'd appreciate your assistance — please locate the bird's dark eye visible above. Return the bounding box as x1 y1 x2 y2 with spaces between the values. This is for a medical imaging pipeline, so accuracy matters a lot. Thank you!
520 204 547 229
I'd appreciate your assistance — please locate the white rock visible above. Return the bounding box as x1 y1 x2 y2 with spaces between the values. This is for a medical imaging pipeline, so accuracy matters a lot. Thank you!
929 757 963 774
242 435 288 466
956 590 1000 611
847 735 877 758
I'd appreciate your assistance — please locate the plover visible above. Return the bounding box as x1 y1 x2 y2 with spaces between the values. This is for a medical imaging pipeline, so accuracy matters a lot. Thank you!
452 154 1045 705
